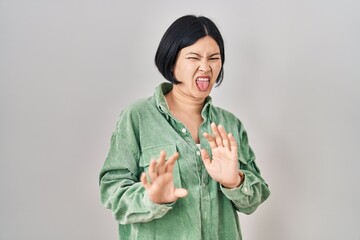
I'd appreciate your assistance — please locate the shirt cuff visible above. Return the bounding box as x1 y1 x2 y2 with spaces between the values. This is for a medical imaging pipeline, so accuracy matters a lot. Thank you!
143 194 175 219
220 173 253 200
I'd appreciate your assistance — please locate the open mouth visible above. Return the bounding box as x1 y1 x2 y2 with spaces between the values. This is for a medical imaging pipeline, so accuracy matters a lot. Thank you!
196 77 210 91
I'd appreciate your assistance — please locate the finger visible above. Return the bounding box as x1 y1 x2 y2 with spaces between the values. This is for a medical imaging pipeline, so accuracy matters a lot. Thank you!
211 122 223 147
228 133 238 157
148 159 158 182
218 125 230 150
165 152 179 172
140 172 150 189
200 149 211 166
157 151 166 175
203 132 217 149
174 188 188 199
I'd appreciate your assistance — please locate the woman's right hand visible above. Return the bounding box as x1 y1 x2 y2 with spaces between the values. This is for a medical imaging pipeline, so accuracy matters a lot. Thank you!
140 151 188 204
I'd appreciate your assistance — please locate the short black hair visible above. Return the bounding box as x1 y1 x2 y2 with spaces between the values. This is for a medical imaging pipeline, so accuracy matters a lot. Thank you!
155 15 225 86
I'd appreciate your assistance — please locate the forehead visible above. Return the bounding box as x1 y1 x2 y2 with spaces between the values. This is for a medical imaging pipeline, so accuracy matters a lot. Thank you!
180 36 220 54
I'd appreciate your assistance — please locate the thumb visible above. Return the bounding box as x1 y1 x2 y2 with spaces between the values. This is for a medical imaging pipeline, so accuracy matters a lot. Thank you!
201 149 211 166
174 188 188 198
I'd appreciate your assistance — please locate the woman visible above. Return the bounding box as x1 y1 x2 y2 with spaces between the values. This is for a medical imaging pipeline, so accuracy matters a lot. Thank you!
99 15 270 240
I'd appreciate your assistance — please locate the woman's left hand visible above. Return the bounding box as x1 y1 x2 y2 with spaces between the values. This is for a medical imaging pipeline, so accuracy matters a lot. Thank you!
201 123 244 189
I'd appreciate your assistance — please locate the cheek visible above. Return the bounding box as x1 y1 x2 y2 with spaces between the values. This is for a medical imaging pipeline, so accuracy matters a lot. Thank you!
174 66 192 82
212 63 222 74
178 65 196 76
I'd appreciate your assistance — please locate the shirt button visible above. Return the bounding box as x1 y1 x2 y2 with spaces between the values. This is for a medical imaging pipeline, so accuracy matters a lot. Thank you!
181 128 187 133
244 187 248 192
196 151 201 156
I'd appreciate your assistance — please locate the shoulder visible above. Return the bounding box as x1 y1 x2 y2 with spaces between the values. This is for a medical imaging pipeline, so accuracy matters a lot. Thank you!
208 104 250 139
209 104 242 126
114 96 156 127
120 96 155 116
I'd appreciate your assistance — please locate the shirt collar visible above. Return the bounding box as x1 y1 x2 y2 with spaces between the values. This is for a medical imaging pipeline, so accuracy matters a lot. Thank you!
154 82 172 115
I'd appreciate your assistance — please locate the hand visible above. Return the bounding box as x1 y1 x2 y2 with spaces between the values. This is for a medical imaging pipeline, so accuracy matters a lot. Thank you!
201 123 243 188
140 151 188 204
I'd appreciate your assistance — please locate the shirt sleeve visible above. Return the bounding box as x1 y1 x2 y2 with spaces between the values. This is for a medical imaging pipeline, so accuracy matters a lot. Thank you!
99 109 174 224
220 122 271 214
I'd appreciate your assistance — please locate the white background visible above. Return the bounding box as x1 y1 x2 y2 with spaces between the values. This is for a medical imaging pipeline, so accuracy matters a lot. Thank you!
1 0 359 239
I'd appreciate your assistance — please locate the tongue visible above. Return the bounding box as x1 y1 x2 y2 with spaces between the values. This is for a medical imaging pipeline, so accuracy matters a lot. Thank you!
197 81 209 91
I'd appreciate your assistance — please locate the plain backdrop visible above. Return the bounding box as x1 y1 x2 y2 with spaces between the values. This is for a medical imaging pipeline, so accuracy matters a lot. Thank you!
1 0 360 239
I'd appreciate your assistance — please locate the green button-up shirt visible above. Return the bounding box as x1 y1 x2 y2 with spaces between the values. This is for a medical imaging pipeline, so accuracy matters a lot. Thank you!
99 83 270 240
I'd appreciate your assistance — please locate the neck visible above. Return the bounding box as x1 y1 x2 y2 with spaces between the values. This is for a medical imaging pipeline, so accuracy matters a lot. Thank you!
165 88 205 114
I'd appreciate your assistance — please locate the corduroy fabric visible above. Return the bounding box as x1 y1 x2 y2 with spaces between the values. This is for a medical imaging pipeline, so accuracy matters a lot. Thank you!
99 82 270 240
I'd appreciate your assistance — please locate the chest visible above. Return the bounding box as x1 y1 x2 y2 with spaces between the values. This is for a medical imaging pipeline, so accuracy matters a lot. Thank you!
171 111 203 144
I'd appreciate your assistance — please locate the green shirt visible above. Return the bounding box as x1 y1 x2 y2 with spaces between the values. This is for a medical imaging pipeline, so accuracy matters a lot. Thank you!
99 83 270 240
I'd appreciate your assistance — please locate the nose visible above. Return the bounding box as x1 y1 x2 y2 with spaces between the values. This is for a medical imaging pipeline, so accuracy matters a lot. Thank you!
199 60 211 72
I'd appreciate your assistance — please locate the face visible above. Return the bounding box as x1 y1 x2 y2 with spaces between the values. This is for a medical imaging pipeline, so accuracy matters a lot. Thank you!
172 36 222 100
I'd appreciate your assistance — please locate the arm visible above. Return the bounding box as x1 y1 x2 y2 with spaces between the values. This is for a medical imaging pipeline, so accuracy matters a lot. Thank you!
99 132 173 224
201 123 270 215
99 111 183 224
220 152 270 214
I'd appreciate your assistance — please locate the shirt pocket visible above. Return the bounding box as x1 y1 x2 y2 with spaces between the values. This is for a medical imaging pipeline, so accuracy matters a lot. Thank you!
139 144 182 188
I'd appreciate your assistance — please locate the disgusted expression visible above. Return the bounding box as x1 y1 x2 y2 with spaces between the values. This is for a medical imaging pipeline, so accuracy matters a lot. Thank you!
172 36 222 100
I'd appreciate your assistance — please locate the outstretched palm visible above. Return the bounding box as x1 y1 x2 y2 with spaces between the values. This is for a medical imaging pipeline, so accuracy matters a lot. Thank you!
201 123 242 189
141 151 188 204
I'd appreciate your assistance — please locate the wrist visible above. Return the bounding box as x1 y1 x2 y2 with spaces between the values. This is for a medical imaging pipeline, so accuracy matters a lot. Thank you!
223 171 244 189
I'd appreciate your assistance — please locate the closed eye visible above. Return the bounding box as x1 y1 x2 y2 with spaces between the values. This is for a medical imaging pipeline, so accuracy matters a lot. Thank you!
186 57 200 60
208 53 221 60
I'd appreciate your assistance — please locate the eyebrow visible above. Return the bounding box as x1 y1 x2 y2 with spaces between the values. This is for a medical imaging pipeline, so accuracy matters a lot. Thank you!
186 52 221 57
